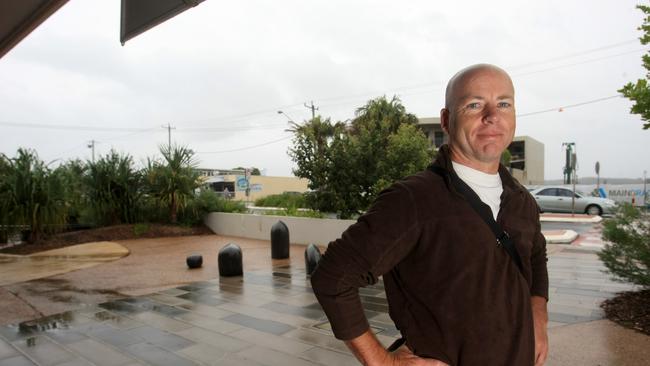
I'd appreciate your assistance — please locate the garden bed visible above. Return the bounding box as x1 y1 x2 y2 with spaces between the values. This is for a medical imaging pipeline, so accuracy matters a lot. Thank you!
0 224 212 255
601 289 650 336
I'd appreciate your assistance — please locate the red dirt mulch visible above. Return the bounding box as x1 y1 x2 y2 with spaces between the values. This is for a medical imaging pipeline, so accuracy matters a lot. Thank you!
601 289 650 336
0 224 213 255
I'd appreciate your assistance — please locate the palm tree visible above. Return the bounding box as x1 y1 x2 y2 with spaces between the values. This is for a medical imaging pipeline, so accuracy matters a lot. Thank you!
144 144 200 224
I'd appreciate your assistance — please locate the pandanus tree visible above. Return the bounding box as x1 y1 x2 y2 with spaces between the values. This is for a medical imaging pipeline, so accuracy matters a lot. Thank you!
144 144 200 224
85 150 142 225
0 148 67 243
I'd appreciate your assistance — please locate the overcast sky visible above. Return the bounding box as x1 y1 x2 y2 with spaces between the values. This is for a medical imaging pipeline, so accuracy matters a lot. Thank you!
1 0 648 180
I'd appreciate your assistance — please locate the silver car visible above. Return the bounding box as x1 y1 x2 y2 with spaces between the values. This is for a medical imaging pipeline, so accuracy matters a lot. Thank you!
528 186 616 216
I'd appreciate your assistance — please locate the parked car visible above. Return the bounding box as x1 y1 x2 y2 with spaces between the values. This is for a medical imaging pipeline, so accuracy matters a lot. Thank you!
528 186 616 215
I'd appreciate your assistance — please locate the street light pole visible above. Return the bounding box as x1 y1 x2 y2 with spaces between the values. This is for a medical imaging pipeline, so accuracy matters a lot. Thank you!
643 170 648 210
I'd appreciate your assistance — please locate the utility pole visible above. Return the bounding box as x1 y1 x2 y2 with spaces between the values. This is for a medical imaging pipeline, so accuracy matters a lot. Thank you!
304 101 319 119
562 142 575 184
162 123 176 149
87 140 96 163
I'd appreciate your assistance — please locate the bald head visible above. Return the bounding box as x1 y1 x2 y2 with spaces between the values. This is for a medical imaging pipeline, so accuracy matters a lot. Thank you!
444 64 514 111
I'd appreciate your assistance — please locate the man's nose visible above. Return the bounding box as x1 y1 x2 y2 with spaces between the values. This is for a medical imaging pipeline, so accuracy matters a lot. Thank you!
482 104 499 124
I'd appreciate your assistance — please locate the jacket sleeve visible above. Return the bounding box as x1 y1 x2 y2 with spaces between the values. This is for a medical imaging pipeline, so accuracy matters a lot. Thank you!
310 182 422 340
529 202 549 300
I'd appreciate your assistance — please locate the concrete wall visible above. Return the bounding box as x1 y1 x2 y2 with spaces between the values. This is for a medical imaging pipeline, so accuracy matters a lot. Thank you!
204 212 355 245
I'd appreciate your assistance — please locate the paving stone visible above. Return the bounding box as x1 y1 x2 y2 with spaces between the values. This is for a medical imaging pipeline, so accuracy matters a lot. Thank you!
158 288 189 297
548 303 596 317
98 301 145 316
260 302 325 320
175 303 234 320
236 346 320 366
145 294 192 307
53 359 94 366
125 342 198 366
283 328 351 354
130 312 192 333
66 338 136 366
125 326 194 351
217 302 314 329
555 287 616 298
222 314 295 335
86 326 145 349
215 353 264 366
299 346 358 366
0 339 18 360
176 343 227 365
172 313 243 334
90 311 144 330
228 328 313 355
44 330 88 345
0 325 34 342
177 292 225 306
173 327 251 352
0 355 37 366
12 336 77 365
548 312 601 324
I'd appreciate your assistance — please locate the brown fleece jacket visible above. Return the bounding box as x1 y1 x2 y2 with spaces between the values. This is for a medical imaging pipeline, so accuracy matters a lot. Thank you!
311 144 548 366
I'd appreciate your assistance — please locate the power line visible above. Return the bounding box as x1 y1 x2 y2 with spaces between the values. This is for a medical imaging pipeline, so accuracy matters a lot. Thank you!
507 39 639 70
512 49 646 78
0 120 152 132
195 135 292 154
517 95 622 118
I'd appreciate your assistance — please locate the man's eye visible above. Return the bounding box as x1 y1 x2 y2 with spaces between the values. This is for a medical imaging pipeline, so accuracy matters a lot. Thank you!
467 102 481 109
498 102 511 108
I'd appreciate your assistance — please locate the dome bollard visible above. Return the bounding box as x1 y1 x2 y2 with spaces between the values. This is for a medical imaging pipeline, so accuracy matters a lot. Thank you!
186 254 203 269
270 220 290 259
218 243 243 277
304 243 322 276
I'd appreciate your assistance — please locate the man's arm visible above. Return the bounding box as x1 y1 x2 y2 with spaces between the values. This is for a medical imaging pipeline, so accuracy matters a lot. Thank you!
529 201 549 366
310 183 422 352
531 296 548 366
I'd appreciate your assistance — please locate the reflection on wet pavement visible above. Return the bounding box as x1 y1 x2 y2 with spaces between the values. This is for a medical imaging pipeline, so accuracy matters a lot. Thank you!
0 250 645 366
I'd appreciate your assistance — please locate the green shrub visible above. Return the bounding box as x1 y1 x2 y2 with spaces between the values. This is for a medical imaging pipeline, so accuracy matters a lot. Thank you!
598 203 650 288
177 189 247 226
255 192 307 209
262 206 325 218
133 223 149 236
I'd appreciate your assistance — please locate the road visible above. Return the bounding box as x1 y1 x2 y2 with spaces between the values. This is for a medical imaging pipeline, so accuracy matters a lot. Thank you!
541 221 599 235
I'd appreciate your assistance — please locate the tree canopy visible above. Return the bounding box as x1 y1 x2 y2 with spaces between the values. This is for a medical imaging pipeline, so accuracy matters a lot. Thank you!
619 4 650 129
289 96 434 218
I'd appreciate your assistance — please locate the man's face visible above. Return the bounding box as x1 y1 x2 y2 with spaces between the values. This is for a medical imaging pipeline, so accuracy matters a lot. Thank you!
442 68 516 166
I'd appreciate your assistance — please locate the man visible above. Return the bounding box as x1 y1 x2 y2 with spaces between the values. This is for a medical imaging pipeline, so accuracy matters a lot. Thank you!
310 64 549 366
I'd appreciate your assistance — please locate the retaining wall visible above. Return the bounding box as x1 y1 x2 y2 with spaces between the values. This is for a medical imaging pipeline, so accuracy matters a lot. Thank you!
204 212 355 245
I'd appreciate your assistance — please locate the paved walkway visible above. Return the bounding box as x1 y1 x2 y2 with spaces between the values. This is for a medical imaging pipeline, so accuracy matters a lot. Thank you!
0 232 648 365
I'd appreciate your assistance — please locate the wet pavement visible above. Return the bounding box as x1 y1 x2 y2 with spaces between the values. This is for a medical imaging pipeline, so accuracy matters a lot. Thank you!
0 242 129 287
0 234 648 365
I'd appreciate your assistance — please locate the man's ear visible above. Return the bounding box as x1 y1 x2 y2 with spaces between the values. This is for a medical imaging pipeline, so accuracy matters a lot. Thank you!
440 108 451 134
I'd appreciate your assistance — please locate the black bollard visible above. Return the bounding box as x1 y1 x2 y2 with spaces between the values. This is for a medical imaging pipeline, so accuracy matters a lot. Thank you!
218 243 243 276
186 254 203 269
270 220 290 259
304 243 322 276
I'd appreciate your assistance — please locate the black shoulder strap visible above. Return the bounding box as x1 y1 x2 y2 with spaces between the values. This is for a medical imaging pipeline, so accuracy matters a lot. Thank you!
430 165 524 275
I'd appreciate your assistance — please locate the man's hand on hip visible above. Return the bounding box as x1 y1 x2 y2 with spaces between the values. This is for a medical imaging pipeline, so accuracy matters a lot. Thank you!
345 330 448 366
389 344 449 366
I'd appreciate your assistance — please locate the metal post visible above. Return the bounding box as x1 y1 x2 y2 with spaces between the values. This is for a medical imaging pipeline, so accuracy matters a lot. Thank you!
643 170 648 210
